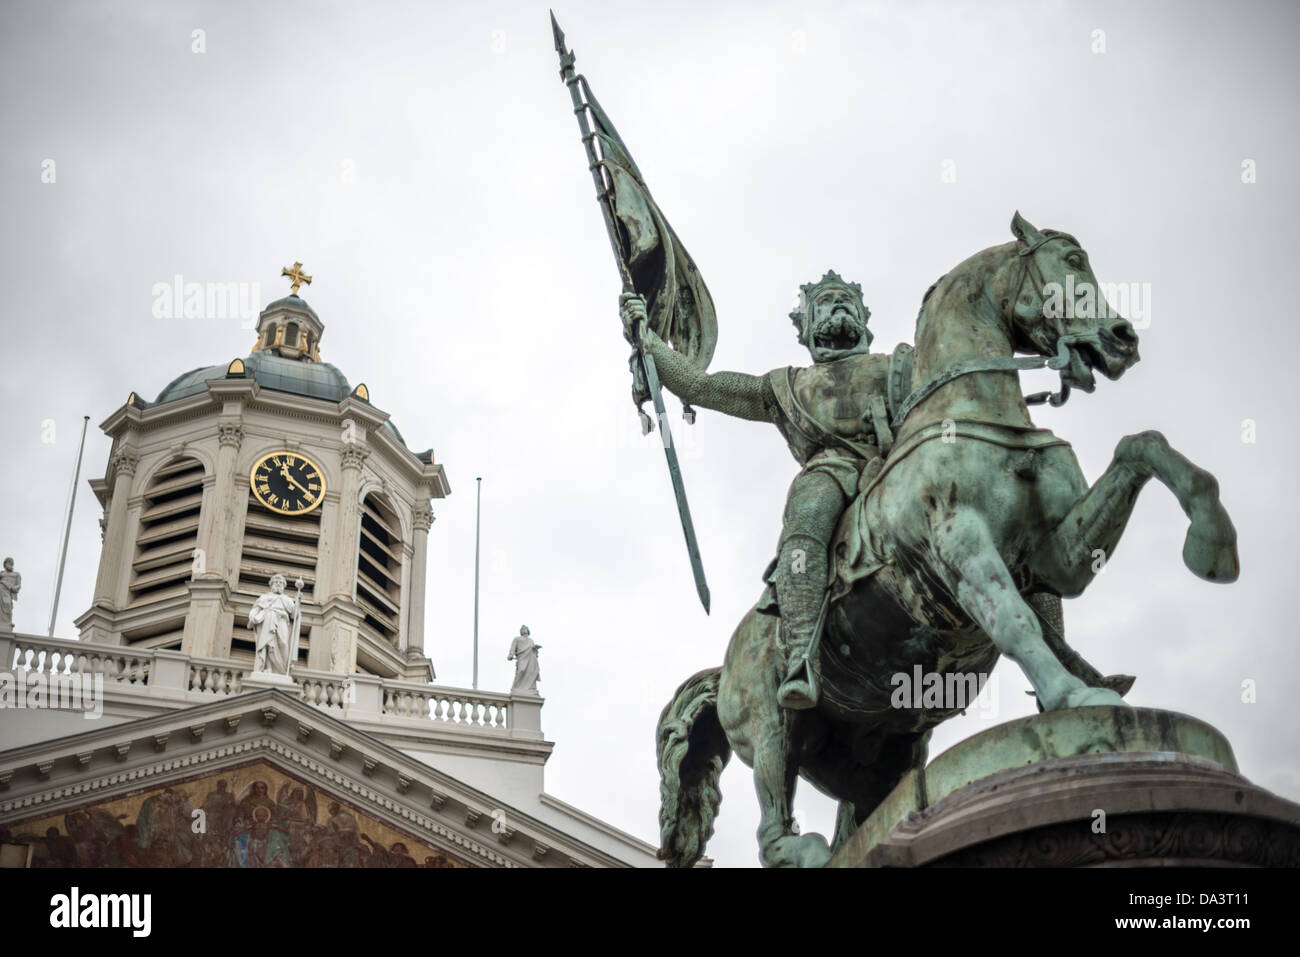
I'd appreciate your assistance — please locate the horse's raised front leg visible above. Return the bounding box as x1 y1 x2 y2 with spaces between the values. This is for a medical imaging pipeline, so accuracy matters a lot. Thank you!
1033 430 1239 597
931 507 1124 711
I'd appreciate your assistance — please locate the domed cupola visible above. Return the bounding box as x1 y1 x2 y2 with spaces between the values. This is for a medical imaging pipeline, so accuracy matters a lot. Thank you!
253 262 323 361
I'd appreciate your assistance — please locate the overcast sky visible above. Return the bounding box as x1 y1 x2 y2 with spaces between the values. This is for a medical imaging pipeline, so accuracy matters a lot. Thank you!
2 0 1298 867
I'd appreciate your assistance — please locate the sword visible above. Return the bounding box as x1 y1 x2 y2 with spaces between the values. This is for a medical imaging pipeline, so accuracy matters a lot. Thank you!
551 12 710 614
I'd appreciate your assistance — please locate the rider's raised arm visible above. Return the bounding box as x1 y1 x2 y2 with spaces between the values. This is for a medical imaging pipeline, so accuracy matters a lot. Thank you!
621 295 777 423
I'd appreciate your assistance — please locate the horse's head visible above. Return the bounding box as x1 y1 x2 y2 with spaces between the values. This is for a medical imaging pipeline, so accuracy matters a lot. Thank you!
1006 211 1139 392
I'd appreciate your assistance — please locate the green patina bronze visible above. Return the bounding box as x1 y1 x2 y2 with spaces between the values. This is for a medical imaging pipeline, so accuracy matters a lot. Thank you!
825 705 1238 867
551 19 1240 869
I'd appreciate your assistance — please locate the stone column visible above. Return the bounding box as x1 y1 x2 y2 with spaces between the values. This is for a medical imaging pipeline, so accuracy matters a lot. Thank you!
311 596 364 674
208 422 244 583
312 441 368 675
92 449 138 607
182 579 234 659
325 442 369 600
405 503 434 658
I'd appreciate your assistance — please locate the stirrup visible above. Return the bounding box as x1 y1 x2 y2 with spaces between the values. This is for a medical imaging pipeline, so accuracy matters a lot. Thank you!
778 657 818 710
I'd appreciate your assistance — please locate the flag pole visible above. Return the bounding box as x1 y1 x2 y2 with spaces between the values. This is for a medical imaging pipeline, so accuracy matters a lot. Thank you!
473 476 482 690
48 415 90 637
550 12 711 612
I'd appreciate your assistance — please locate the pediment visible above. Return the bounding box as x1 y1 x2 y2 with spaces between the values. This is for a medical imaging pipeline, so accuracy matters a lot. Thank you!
0 689 608 868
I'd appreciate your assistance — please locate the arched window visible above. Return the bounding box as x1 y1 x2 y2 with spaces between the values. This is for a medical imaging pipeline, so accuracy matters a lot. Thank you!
356 493 402 646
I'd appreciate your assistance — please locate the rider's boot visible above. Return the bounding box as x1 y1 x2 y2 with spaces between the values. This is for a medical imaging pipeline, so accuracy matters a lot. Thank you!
773 532 828 710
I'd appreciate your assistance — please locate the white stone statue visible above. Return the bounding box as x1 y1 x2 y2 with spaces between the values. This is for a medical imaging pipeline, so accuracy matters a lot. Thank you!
249 574 302 675
0 558 19 632
507 625 541 694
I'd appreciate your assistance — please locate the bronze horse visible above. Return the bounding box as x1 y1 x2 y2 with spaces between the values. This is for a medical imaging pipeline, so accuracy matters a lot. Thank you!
655 213 1239 868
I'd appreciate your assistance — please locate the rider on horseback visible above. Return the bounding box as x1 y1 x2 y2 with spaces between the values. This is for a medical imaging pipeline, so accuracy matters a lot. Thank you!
622 270 891 710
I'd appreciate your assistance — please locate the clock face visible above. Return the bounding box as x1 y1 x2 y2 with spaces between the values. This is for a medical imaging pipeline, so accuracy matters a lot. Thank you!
249 451 325 516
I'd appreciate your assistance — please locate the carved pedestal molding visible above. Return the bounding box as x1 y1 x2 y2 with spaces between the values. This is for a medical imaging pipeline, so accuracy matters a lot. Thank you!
828 707 1300 868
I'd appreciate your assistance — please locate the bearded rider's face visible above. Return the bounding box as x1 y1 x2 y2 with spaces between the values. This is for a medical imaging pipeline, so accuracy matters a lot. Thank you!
806 285 870 362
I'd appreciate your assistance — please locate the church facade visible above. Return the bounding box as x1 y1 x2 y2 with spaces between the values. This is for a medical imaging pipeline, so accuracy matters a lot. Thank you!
0 270 663 868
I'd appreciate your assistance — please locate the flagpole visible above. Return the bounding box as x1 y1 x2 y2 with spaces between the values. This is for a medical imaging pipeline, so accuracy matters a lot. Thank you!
472 476 482 690
48 415 90 637
551 12 711 613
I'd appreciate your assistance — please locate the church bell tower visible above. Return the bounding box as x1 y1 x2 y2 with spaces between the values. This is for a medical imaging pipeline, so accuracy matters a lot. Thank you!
75 265 449 681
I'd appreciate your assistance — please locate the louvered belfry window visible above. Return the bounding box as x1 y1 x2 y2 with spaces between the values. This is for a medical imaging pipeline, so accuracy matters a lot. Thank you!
356 493 402 646
130 456 205 604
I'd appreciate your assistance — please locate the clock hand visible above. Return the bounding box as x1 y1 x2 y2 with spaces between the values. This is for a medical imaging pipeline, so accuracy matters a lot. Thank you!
279 466 308 495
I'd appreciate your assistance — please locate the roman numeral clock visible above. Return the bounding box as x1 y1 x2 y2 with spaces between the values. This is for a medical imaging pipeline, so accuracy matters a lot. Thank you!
250 452 325 516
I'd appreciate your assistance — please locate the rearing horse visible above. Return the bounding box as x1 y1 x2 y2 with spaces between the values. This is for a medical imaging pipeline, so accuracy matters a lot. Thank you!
655 212 1239 868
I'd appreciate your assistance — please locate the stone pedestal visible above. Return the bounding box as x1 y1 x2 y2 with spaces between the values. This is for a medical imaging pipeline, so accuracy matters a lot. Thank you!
241 670 298 691
828 706 1300 868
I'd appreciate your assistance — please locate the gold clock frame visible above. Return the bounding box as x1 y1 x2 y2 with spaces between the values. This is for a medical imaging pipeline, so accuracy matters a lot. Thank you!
249 451 327 517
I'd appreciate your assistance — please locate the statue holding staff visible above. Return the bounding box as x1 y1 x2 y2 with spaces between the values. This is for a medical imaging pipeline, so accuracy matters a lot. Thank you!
249 574 303 675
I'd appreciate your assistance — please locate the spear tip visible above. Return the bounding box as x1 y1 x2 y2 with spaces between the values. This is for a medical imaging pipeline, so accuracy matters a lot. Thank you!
550 10 567 53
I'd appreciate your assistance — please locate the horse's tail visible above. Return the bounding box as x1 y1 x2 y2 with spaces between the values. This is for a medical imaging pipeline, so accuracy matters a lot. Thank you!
655 667 730 868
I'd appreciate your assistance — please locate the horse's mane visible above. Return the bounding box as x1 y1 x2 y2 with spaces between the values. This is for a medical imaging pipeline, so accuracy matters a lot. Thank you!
912 229 1076 343
914 274 946 344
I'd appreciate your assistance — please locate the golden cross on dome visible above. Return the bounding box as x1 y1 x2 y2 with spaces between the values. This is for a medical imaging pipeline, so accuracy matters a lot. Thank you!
280 261 312 296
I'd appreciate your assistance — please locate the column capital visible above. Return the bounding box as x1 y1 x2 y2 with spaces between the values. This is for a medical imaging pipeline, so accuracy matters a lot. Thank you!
110 449 139 478
340 444 371 471
412 503 435 531
217 422 244 449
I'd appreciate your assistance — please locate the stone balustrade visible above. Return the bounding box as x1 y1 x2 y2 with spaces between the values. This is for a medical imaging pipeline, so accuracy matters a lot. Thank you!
187 656 247 696
4 632 152 688
0 632 540 744
382 680 512 729
294 667 350 711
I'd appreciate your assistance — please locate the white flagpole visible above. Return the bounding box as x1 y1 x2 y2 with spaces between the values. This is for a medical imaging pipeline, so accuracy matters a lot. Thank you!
48 416 90 637
473 476 482 690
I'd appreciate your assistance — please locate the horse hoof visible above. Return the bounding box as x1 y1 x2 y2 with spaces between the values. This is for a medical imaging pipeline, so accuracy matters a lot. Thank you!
763 833 833 868
1063 686 1131 709
1183 527 1239 583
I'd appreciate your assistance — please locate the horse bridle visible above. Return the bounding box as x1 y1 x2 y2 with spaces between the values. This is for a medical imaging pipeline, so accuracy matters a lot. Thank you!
890 235 1081 431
